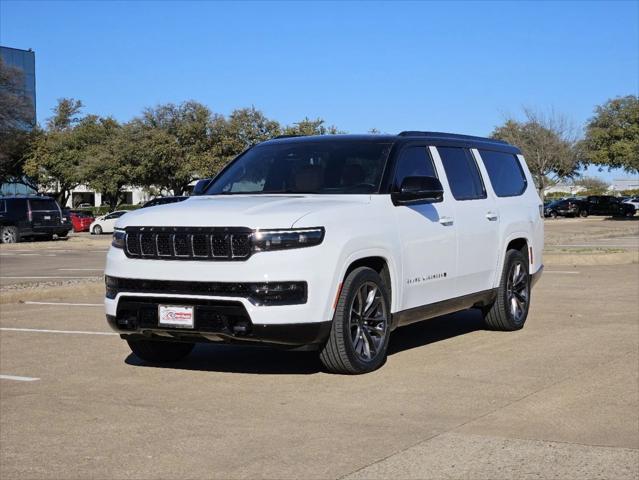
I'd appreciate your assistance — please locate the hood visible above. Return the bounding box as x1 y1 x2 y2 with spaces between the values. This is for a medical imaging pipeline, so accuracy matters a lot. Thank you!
117 195 371 229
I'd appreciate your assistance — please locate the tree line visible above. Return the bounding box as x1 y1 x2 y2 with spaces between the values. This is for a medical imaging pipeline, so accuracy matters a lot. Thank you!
1 58 637 206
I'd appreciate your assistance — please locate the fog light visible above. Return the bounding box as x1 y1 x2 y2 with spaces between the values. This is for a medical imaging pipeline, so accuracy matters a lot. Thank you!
248 282 307 306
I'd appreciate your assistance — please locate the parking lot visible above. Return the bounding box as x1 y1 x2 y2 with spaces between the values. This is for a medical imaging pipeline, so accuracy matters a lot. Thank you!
1 220 638 479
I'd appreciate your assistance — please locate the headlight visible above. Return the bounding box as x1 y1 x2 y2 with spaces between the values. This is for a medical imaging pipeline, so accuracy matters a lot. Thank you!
112 229 126 249
252 227 324 252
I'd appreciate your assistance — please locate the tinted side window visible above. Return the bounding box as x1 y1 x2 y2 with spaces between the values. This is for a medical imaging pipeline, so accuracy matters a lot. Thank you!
479 150 527 197
438 147 486 200
393 147 437 189
0 200 5 212
8 199 27 214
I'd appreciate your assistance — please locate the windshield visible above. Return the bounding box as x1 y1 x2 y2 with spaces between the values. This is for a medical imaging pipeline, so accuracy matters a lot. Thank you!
206 141 393 195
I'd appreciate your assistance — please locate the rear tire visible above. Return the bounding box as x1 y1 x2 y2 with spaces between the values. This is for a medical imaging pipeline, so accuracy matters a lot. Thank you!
483 249 531 331
319 267 391 374
93 225 103 235
127 339 194 363
550 211 558 219
0 226 19 244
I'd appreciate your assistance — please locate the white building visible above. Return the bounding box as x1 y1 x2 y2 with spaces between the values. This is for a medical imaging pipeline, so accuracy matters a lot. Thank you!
63 184 151 208
608 178 639 193
543 184 586 196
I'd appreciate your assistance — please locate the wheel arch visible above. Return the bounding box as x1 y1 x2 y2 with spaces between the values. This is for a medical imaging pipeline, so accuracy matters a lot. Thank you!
330 250 399 318
493 234 532 288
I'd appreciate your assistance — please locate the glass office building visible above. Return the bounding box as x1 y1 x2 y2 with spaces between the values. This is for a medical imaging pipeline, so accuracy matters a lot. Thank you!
0 45 36 125
0 46 37 195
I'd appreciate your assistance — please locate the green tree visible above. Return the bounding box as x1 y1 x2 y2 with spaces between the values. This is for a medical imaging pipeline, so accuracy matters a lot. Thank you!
204 107 281 177
81 117 128 209
46 98 83 132
24 100 113 205
127 101 214 194
580 95 639 173
283 117 341 136
492 109 580 196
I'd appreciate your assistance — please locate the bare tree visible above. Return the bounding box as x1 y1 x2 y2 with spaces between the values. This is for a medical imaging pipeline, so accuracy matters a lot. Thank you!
492 108 581 197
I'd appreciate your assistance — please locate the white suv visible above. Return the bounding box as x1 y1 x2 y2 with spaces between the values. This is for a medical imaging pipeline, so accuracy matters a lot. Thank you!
105 132 544 374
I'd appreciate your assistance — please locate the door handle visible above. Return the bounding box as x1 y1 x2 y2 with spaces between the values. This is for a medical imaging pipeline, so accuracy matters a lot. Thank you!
485 212 499 221
439 216 454 226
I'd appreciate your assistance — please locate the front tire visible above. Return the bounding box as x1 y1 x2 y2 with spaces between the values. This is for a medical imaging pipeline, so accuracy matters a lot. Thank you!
580 209 589 218
319 267 391 374
127 339 194 363
93 225 103 235
483 249 531 331
0 226 19 244
550 211 558 219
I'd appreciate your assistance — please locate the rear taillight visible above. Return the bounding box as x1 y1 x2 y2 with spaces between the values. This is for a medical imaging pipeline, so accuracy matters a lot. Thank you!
27 208 32 222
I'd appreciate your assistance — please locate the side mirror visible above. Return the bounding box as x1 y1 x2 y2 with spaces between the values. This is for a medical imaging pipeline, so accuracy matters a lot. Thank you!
392 176 444 205
192 178 212 196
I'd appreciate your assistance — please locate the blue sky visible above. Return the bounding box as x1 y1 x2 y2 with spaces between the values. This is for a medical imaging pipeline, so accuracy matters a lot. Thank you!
1 0 637 180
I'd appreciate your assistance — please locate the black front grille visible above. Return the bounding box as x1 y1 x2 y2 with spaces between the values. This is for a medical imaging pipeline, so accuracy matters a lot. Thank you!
124 227 253 261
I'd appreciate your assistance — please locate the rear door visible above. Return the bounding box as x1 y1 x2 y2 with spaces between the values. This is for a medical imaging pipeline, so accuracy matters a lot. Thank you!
434 146 499 297
28 198 61 228
9 199 31 232
392 145 457 310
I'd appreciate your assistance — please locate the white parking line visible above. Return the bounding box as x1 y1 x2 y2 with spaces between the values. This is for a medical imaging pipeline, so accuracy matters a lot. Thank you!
0 327 117 336
58 268 103 271
0 374 40 382
0 276 100 279
23 301 103 307
0 253 46 256
554 244 639 248
544 270 580 274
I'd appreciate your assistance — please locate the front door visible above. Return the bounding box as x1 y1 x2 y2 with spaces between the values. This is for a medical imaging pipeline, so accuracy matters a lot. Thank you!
392 145 457 311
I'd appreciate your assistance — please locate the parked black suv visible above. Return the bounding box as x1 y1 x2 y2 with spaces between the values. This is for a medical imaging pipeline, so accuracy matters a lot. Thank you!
0 195 72 243
544 198 588 218
583 195 636 217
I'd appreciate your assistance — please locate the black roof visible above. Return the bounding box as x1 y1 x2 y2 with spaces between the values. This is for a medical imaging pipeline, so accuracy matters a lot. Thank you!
0 194 54 200
261 132 520 154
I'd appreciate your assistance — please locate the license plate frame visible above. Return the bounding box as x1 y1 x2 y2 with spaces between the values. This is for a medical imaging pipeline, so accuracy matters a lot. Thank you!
158 304 195 329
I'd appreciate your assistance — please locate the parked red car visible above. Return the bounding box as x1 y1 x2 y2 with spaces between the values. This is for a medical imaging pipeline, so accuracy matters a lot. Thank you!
69 210 94 232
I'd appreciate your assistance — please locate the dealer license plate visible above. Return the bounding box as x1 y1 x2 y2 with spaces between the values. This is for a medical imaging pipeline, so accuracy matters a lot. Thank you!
158 305 195 329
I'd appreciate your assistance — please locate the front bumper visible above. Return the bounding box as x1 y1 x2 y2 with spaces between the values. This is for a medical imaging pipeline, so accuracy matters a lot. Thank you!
104 243 339 346
107 297 331 347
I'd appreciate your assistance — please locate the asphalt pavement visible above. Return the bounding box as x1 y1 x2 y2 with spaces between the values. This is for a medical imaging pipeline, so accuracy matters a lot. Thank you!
1 262 637 479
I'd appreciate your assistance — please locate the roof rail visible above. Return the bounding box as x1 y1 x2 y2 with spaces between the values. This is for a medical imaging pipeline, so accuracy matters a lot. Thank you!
397 131 507 144
274 134 302 139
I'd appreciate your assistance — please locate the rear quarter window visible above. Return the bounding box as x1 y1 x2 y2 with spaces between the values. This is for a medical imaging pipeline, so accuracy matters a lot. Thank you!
479 150 527 197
